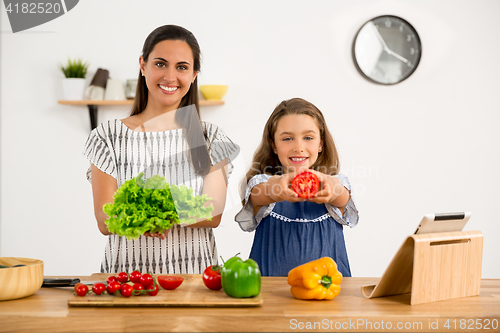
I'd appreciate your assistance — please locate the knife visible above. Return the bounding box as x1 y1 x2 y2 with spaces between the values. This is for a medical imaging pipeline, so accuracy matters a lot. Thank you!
42 278 106 287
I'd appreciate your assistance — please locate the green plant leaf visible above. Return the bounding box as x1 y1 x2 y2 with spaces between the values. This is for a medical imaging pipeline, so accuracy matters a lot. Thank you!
60 58 89 78
103 173 214 240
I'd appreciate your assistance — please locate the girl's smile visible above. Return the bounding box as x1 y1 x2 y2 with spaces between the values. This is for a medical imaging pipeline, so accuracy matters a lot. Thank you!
273 114 323 172
289 156 308 164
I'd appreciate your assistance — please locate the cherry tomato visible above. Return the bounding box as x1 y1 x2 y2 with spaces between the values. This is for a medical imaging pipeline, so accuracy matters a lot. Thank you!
92 282 106 295
74 283 88 297
147 283 159 296
133 283 144 290
120 283 134 297
107 275 118 284
107 281 121 295
132 283 144 296
292 171 319 198
140 273 154 287
202 265 222 290
129 270 142 284
116 272 129 283
157 275 184 290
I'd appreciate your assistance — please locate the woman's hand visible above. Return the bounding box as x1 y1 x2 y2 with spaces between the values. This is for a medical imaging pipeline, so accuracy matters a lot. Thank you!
144 230 170 240
187 158 229 229
306 170 350 211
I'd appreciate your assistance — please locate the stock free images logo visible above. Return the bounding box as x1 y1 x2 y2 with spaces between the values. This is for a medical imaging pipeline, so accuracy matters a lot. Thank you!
3 0 78 33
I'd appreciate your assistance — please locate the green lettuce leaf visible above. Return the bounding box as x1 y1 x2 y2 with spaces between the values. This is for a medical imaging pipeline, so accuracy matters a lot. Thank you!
103 173 214 240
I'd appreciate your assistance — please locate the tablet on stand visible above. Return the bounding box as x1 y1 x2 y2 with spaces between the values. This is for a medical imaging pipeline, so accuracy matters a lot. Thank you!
414 212 471 234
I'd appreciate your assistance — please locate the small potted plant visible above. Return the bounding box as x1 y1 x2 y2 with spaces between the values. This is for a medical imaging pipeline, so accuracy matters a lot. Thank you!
60 58 89 100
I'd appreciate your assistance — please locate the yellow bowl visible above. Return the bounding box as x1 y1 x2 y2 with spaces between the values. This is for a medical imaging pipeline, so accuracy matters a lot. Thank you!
199 85 228 101
0 257 44 301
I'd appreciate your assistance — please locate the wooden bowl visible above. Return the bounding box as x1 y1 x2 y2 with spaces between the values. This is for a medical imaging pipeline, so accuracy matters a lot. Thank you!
0 257 44 301
199 85 228 101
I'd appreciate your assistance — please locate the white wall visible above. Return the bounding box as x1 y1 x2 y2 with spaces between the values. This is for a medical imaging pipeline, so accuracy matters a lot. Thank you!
1 0 499 278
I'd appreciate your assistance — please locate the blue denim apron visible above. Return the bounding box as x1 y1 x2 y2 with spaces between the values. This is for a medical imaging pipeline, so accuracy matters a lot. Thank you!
249 200 351 277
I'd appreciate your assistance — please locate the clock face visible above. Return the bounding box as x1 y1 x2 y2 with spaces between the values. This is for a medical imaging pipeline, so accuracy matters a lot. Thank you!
353 15 422 85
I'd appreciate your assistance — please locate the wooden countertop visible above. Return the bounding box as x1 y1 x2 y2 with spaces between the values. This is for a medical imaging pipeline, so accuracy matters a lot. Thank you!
1 276 499 332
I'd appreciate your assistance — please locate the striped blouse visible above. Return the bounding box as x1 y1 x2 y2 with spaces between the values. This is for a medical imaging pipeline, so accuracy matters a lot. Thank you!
83 119 238 274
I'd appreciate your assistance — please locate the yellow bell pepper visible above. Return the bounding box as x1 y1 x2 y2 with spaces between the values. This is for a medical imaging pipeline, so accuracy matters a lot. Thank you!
287 257 343 300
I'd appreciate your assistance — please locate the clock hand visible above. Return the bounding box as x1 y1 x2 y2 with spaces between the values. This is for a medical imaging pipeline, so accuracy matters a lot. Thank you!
386 49 409 63
370 23 390 50
370 23 409 63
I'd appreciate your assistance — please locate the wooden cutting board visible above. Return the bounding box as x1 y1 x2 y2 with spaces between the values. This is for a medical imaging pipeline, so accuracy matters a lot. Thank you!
68 273 263 307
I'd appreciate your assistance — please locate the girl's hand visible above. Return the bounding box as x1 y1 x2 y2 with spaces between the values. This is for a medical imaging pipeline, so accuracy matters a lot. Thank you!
306 170 348 207
250 172 306 214
144 229 170 240
267 174 306 203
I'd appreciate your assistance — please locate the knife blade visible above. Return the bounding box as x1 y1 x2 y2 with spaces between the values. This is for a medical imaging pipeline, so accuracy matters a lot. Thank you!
42 278 106 287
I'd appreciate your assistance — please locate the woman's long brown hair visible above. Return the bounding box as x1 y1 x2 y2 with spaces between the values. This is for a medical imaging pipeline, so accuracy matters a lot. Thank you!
243 98 340 185
130 25 211 177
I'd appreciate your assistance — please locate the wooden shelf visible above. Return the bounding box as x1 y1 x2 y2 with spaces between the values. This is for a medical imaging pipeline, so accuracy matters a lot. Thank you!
58 99 225 131
58 100 224 106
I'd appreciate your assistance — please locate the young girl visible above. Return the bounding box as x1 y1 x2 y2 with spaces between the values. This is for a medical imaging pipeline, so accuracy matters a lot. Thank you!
235 98 358 277
84 25 239 274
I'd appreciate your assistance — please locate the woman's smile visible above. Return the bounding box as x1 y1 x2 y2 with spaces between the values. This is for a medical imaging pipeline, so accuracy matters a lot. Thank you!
158 84 180 94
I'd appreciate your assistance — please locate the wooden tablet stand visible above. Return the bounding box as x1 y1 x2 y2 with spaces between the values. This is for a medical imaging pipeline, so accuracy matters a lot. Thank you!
361 230 483 305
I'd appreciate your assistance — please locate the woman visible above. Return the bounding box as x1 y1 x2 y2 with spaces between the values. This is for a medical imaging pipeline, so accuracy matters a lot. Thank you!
84 25 238 274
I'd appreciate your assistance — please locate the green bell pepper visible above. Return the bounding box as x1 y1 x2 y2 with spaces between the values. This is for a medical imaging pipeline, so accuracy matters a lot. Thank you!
221 256 261 298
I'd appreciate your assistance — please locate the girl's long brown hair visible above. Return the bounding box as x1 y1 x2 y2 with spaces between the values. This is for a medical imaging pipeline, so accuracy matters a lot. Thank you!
244 98 340 185
130 25 211 176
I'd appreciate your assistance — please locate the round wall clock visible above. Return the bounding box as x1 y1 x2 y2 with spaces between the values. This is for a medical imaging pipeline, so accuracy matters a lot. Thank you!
353 15 422 85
